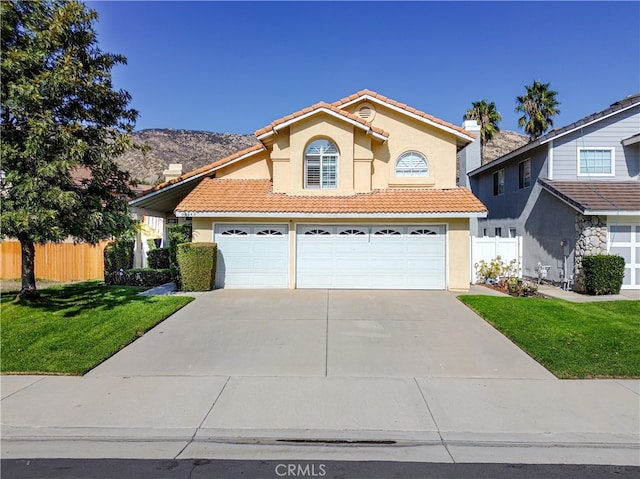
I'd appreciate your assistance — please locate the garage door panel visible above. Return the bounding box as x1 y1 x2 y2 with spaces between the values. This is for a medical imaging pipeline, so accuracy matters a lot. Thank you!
297 225 446 289
252 259 288 272
608 223 639 290
215 224 288 289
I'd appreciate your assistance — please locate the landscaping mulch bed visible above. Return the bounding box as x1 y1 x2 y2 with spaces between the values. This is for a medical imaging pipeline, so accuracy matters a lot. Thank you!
477 282 545 298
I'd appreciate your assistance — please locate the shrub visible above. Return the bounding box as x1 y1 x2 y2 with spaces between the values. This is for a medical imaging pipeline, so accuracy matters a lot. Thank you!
168 224 192 288
582 255 625 295
104 268 172 287
176 243 217 292
104 240 134 276
506 277 539 297
147 247 170 269
474 256 518 283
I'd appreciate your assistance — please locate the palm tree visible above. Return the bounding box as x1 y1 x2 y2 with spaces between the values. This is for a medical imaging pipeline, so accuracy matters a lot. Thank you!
464 100 502 147
515 81 561 141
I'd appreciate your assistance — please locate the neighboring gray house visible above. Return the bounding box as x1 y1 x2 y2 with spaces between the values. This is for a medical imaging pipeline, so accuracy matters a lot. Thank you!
462 94 640 291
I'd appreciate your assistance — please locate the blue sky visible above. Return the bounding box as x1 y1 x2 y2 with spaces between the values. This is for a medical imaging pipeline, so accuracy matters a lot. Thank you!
91 1 639 136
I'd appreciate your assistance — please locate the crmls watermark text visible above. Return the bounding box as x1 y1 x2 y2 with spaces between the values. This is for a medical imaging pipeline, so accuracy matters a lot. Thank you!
274 463 327 477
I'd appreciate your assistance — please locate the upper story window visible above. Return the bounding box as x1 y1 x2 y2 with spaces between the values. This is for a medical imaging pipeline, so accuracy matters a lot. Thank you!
395 151 428 177
578 148 615 176
519 159 531 189
305 139 338 189
493 169 505 196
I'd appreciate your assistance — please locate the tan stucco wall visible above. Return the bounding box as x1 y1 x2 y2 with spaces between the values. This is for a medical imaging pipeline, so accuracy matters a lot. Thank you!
196 217 472 291
215 152 271 179
213 103 460 193
447 218 471 290
191 218 213 243
346 102 459 189
289 114 356 195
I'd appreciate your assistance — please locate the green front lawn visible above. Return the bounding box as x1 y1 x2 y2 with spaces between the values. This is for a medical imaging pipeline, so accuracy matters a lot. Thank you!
1 281 193 375
459 295 640 378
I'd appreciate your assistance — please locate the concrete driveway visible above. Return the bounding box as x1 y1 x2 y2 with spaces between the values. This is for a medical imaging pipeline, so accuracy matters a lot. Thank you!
88 289 553 379
6 289 640 465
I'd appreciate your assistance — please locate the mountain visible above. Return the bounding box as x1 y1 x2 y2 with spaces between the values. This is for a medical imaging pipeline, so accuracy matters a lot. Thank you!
481 130 529 164
116 128 529 186
116 129 258 185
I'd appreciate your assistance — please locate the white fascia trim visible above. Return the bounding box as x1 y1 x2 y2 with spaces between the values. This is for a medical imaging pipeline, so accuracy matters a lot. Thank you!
257 108 388 142
539 102 639 145
622 134 640 146
177 211 488 218
585 210 640 216
339 94 475 143
129 149 263 206
129 172 209 206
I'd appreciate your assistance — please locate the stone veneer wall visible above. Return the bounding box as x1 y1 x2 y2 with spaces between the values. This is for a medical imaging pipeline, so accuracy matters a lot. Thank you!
574 215 608 292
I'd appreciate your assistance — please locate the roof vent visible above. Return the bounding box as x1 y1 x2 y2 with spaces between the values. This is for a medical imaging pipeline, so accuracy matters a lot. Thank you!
356 102 376 121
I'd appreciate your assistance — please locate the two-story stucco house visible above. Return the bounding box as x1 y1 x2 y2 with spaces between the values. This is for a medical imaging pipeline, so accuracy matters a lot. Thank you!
464 93 640 291
131 90 487 290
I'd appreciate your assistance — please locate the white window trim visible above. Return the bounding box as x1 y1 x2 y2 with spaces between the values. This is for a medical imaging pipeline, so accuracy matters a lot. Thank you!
577 147 615 177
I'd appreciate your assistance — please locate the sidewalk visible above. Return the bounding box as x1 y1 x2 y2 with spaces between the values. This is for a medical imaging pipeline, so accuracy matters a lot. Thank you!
537 284 639 302
2 374 638 464
1 287 638 465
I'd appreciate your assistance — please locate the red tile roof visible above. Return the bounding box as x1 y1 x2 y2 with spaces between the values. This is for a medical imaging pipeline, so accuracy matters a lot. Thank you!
176 179 487 215
333 89 476 140
254 101 389 139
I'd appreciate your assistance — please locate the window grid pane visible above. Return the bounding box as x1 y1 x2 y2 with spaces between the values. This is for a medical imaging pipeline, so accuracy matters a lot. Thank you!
395 152 428 177
580 149 612 174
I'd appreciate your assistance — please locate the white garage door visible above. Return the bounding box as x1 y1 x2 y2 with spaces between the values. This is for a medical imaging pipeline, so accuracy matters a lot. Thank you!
296 225 446 289
609 223 640 290
214 224 288 288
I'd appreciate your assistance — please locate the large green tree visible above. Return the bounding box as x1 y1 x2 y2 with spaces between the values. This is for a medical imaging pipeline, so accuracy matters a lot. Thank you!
1 0 140 299
515 81 561 141
464 99 502 148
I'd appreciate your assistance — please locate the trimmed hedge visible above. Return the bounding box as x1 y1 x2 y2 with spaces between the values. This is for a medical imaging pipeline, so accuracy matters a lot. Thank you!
104 240 134 275
582 255 625 295
105 268 172 287
147 247 170 269
176 242 217 292
168 224 192 289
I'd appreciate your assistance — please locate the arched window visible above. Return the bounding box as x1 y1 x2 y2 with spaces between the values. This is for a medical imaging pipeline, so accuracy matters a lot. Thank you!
305 139 338 189
395 151 428 177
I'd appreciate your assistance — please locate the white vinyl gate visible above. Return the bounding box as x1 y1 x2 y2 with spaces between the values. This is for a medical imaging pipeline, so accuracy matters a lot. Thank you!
470 236 523 283
296 225 446 289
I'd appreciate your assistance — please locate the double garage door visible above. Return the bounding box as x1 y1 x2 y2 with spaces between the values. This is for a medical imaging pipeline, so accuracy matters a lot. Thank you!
214 224 446 289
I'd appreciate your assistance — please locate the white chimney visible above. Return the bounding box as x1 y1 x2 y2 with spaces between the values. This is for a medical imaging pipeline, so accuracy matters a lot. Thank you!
458 120 481 189
163 163 183 182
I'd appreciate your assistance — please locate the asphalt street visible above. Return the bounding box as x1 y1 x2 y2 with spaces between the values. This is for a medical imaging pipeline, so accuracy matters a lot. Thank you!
3 459 639 479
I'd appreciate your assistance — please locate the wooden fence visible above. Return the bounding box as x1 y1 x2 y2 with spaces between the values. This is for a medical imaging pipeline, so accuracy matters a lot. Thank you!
0 240 110 282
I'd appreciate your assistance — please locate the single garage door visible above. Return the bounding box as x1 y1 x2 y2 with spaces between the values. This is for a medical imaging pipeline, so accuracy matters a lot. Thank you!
214 224 288 288
296 225 446 289
609 223 640 290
